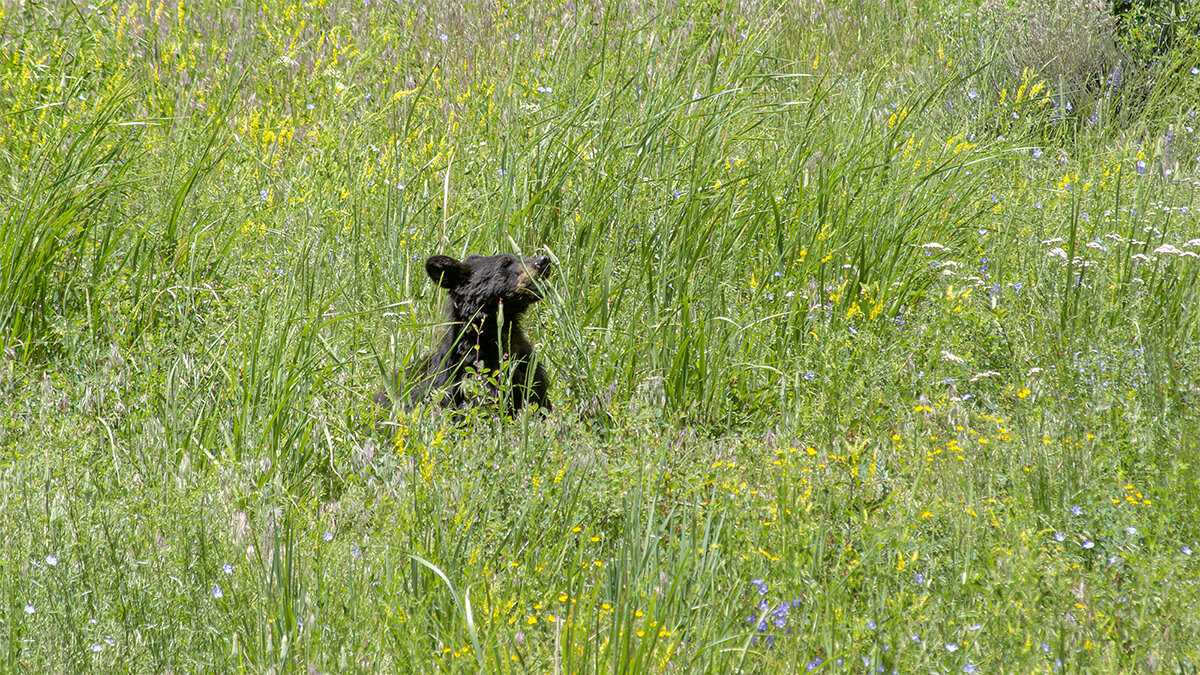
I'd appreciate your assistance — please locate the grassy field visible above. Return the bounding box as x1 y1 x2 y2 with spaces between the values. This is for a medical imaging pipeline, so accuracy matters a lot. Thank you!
3 0 1200 671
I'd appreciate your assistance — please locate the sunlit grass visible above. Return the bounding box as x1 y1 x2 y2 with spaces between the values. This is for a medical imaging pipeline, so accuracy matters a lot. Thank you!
2 0 1199 671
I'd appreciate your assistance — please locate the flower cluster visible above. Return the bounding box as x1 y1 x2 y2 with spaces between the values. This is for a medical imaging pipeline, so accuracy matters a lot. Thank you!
745 578 801 649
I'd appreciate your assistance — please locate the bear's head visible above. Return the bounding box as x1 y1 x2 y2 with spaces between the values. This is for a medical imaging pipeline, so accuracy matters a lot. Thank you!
425 253 552 317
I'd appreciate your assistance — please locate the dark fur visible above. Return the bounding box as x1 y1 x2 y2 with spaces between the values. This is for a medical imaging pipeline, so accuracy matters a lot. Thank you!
375 253 552 414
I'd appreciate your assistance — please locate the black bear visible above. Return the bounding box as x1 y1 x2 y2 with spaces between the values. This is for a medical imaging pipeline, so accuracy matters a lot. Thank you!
377 252 552 414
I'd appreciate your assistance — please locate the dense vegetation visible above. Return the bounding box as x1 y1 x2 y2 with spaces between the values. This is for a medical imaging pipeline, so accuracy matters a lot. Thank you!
3 0 1200 671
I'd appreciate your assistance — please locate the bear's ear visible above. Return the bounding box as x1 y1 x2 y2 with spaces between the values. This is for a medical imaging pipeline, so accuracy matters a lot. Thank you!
425 255 471 289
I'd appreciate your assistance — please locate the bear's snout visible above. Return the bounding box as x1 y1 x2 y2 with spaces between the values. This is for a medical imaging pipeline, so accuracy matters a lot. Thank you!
517 255 551 299
529 255 551 278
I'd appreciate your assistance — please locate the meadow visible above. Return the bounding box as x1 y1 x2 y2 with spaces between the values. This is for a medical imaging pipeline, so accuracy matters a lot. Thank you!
3 0 1200 671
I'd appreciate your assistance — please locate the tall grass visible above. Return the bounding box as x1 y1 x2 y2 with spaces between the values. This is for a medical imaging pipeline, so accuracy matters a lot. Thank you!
1 86 134 360
2 0 1199 671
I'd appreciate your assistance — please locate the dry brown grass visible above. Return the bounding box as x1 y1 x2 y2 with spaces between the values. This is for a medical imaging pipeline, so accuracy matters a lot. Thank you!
980 0 1125 99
